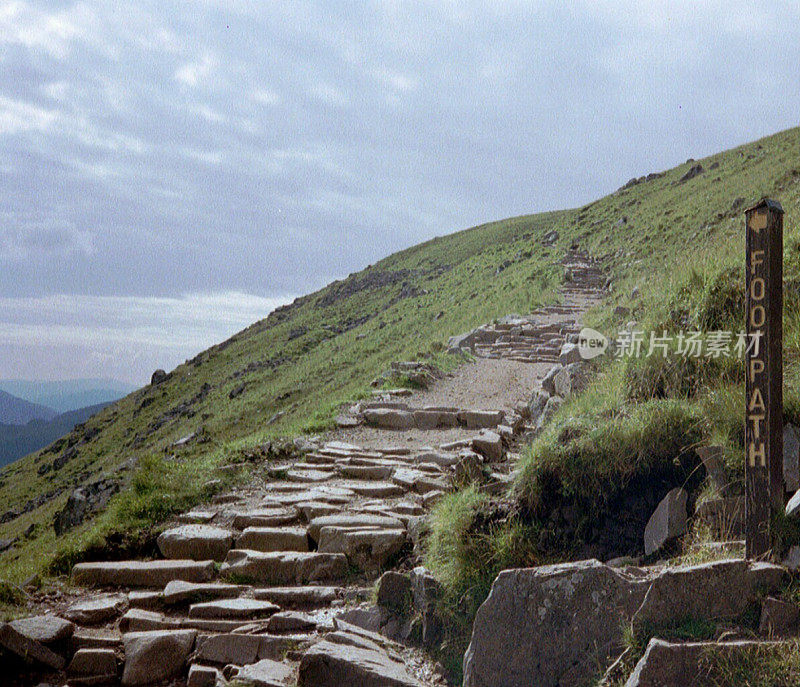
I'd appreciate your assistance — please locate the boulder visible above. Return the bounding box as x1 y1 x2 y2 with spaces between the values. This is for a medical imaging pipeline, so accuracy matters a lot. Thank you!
463 560 647 687
452 451 484 487
150 369 167 385
234 658 296 687
541 365 562 396
220 550 348 585
643 487 687 556
9 615 74 644
54 479 119 535
559 342 582 364
298 638 423 687
527 390 550 424
471 431 503 462
631 559 786 630
536 395 563 429
121 629 196 685
553 362 589 399
157 524 233 561
72 560 215 588
376 571 411 614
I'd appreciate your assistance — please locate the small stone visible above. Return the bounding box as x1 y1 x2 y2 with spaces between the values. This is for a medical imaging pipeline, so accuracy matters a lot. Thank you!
644 487 687 556
187 664 220 687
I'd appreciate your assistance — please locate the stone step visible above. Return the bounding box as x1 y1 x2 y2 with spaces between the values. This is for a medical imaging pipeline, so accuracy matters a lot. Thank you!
163 581 248 606
220 550 348 585
252 586 341 609
72 560 216 588
236 527 310 552
188 598 280 620
157 525 234 562
232 509 300 529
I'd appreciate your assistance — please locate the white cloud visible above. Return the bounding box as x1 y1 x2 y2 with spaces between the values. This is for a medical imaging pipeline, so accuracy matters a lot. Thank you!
309 82 349 107
0 96 56 135
175 53 217 87
0 0 85 59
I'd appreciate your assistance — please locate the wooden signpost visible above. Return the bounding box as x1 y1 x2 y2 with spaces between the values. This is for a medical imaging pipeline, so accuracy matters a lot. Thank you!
745 198 784 559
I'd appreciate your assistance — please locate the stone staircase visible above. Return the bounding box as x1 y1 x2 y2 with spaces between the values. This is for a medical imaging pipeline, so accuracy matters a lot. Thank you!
2 247 606 686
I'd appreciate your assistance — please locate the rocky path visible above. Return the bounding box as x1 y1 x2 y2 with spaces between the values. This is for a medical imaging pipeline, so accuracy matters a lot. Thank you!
2 250 606 686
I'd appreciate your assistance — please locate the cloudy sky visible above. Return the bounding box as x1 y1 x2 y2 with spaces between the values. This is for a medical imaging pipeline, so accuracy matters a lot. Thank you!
2 1 799 385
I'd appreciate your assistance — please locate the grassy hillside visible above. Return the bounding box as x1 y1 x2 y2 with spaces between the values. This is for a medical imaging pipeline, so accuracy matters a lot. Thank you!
2 124 800 597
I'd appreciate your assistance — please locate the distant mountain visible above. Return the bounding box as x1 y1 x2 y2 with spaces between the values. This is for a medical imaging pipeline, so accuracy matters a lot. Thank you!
0 390 57 426
0 402 109 468
0 379 136 414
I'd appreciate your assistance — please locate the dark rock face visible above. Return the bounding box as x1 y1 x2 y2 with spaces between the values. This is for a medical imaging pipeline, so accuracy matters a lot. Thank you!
150 369 167 385
53 478 119 535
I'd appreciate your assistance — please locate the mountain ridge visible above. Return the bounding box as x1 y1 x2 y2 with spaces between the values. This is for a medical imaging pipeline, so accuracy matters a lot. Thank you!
0 389 56 426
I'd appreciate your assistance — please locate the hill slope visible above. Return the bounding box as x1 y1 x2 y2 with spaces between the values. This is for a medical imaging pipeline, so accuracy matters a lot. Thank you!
0 390 56 426
0 402 110 469
2 125 800 583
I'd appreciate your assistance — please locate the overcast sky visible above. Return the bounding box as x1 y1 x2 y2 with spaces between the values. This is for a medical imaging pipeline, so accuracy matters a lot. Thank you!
2 1 799 385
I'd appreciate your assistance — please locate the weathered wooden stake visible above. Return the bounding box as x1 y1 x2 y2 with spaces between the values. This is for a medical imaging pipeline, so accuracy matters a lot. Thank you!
745 198 783 559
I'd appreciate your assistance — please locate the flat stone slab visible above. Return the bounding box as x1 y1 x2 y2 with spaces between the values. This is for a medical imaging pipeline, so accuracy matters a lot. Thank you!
294 501 341 521
120 609 180 632
177 509 217 524
10 615 74 644
67 647 118 677
268 610 317 633
189 598 280 620
307 514 405 541
221 550 348 585
237 527 310 552
157 524 234 562
232 509 299 529
64 595 129 624
162 581 246 605
286 469 335 483
347 482 406 498
252 586 340 608
72 560 215 588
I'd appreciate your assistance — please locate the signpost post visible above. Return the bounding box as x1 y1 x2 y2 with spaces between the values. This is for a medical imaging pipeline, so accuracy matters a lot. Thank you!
745 198 784 559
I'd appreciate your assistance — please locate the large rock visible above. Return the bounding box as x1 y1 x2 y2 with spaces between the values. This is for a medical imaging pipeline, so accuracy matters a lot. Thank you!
0 622 66 669
471 430 503 462
298 637 423 687
157 524 233 561
72 560 215 587
196 632 262 664
643 487 687 556
552 362 589 399
463 560 647 687
121 629 196 685
67 647 118 677
559 342 582 364
9 615 74 644
463 558 786 687
540 365 563 396
220 550 348 585
410 567 442 647
54 478 119 535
